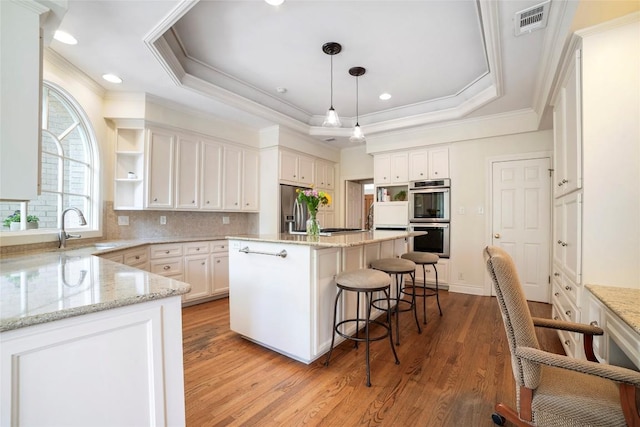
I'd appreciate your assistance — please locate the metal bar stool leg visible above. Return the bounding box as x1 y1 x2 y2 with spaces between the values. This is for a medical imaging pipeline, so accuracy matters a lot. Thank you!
364 291 372 387
434 264 443 316
324 288 343 367
384 288 400 365
410 271 421 332
421 264 428 324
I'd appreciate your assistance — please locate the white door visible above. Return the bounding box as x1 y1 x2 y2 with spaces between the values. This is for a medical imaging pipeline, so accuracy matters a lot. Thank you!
345 181 363 229
492 158 551 302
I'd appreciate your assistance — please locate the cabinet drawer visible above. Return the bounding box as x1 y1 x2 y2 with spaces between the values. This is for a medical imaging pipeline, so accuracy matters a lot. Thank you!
210 240 228 253
123 248 149 267
150 244 183 259
552 283 579 324
100 252 124 264
150 258 183 276
183 242 210 255
552 264 580 307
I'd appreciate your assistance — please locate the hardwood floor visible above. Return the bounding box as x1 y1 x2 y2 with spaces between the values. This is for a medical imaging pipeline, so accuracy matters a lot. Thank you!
182 291 564 426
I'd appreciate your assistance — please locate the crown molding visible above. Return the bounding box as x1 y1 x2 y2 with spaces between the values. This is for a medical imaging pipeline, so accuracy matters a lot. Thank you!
43 48 106 97
576 10 639 38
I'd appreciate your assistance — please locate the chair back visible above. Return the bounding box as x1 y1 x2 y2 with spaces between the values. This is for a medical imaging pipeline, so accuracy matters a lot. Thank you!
484 246 542 389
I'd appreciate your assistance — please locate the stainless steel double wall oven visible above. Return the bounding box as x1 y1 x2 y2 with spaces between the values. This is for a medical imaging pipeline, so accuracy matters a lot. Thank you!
409 179 451 257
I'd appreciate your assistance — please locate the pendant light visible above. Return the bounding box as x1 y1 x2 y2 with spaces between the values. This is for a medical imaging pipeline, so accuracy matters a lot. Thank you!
321 42 342 127
349 66 366 143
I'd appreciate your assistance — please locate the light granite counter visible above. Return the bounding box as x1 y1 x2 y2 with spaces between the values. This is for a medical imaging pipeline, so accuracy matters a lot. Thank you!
225 229 422 248
0 240 206 332
586 284 640 335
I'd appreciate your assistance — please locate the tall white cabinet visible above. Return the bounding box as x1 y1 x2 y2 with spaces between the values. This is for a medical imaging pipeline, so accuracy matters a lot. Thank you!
552 16 640 359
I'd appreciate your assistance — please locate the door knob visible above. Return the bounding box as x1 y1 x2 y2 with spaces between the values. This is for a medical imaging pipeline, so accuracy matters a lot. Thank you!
494 233 500 239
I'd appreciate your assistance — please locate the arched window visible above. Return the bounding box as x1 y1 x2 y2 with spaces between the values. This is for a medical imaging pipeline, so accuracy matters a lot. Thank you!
1 81 99 234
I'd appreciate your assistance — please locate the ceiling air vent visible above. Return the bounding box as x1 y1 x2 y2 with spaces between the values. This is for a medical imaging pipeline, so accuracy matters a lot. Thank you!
514 1 550 36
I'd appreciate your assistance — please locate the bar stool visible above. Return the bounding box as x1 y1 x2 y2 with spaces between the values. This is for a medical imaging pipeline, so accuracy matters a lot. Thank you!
370 258 421 345
324 268 400 387
401 252 443 324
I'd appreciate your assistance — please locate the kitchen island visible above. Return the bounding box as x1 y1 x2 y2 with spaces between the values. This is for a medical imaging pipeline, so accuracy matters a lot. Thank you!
227 230 418 364
0 247 190 426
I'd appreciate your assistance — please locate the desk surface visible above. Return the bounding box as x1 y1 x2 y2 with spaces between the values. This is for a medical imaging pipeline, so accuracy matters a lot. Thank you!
585 284 640 335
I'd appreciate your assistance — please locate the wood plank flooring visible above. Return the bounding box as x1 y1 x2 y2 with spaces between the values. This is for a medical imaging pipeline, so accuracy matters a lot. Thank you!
182 291 564 426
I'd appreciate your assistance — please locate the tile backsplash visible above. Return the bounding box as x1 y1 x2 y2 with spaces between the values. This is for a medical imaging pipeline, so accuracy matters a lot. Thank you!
104 202 258 240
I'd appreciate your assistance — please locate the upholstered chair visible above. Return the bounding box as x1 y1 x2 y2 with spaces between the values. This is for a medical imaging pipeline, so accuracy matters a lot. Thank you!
484 245 640 426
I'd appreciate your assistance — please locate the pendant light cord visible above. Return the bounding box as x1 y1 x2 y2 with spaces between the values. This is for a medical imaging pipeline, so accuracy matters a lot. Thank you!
330 55 334 108
355 75 359 125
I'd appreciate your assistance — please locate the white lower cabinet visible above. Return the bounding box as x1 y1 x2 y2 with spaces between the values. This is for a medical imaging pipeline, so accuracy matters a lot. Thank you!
184 254 210 302
0 297 186 426
150 243 184 281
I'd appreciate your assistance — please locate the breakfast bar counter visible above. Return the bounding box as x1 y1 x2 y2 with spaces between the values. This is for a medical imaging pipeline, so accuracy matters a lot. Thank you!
226 230 418 364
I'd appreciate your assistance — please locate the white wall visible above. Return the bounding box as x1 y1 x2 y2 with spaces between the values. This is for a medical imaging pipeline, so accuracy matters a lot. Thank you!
580 16 640 288
448 130 553 294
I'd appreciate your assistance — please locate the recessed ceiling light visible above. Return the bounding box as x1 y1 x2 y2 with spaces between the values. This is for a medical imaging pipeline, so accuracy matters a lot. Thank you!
53 30 78 45
102 74 123 84
265 0 284 5
379 93 392 101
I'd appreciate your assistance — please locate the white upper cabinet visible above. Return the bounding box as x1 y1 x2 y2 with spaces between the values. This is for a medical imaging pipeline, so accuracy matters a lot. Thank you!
408 147 449 181
242 149 259 211
278 149 315 187
175 135 200 210
223 145 243 210
374 152 408 184
315 161 335 189
554 49 582 198
0 1 45 201
200 140 223 210
146 128 175 209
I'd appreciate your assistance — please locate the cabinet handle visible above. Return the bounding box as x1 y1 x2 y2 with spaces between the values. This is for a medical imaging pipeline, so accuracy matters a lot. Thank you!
165 250 170 254
163 265 170 270
554 292 560 297
554 272 560 277
201 262 205 265
135 256 140 260
565 310 572 316
564 285 572 291
553 316 559 320
196 248 200 251
206 201 210 204
561 242 567 247
564 339 571 346
557 240 567 246
216 260 221 264
590 321 599 327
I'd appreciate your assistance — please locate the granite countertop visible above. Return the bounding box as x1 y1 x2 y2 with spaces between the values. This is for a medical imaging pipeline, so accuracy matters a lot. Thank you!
0 237 239 332
225 230 422 248
586 284 640 335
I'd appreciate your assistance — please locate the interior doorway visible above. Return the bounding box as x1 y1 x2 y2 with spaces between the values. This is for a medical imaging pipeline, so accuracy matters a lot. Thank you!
345 179 374 229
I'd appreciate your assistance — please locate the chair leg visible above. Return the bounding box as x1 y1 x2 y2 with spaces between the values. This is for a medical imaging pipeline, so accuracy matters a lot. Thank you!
494 403 531 427
433 263 443 316
384 288 400 366
324 288 342 367
394 273 401 345
410 271 421 333
364 291 372 387
619 383 640 427
421 264 427 324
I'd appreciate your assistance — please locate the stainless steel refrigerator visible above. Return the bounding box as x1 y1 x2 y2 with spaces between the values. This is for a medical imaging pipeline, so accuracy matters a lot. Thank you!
280 184 309 233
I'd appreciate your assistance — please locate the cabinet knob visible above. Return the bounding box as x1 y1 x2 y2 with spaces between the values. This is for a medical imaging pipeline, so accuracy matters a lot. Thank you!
293 175 296 178
163 265 170 270
216 260 221 264
154 198 158 202
235 202 238 205
554 292 560 297
564 285 572 291
564 339 570 346
554 316 559 320
301 176 305 179
494 233 500 239
165 250 170 254
434 171 438 175
565 310 572 316
420 173 423 176
135 256 140 260
246 202 249 206
590 321 599 327
192 200 195 204
206 201 210 204
196 248 200 251
554 272 560 277
201 262 205 266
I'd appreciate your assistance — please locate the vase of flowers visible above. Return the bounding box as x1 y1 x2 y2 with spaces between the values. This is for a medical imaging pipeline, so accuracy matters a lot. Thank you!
296 187 331 237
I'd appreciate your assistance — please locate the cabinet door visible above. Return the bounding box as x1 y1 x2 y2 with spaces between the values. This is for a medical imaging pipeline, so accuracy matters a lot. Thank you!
409 150 428 181
201 140 223 210
429 148 449 178
279 150 298 182
175 135 200 210
374 154 391 184
554 192 582 284
390 152 409 183
323 163 335 189
242 149 259 211
183 254 211 302
223 145 242 210
146 129 175 209
211 252 229 295
298 155 315 186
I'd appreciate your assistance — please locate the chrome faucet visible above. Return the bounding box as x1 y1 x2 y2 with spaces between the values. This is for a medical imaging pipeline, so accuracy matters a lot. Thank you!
59 207 87 248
